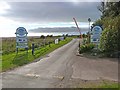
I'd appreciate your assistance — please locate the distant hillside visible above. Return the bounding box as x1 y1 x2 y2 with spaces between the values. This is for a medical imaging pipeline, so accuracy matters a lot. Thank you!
28 27 89 33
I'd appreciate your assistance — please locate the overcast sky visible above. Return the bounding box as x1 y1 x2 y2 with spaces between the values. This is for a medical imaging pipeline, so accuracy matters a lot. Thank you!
2 2 101 23
0 1 101 37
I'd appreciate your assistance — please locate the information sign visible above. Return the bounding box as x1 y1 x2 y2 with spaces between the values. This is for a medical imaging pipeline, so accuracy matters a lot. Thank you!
15 27 28 49
91 26 102 43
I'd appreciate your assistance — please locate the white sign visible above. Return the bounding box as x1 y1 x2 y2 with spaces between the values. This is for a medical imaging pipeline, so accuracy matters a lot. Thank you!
16 37 27 43
91 26 102 43
16 43 28 48
15 27 28 49
55 39 59 44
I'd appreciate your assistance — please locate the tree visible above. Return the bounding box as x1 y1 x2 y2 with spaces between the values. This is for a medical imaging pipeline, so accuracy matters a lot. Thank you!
82 34 86 38
99 16 120 56
49 35 53 37
97 1 120 18
47 35 49 37
40 35 45 39
93 19 103 27
97 2 106 18
96 1 120 57
66 34 68 37
104 2 120 18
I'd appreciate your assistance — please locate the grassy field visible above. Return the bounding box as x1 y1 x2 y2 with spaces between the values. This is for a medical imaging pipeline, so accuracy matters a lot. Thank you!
2 36 58 55
1 36 73 72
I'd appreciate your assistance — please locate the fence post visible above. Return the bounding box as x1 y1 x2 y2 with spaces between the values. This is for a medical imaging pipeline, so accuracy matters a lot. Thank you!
16 48 18 54
32 43 35 55
49 42 51 47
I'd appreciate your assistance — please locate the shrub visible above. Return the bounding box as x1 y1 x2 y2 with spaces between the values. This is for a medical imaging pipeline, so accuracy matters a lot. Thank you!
80 43 95 53
97 16 120 57
99 16 120 53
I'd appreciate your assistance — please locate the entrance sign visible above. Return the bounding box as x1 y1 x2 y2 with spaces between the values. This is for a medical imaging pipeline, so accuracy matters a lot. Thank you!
15 27 28 49
91 26 102 43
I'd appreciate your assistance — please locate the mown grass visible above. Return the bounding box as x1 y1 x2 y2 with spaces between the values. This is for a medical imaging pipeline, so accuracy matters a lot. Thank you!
2 37 72 72
74 80 119 89
98 82 119 88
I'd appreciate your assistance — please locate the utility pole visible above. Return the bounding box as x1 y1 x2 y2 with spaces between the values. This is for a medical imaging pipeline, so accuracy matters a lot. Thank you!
88 18 91 43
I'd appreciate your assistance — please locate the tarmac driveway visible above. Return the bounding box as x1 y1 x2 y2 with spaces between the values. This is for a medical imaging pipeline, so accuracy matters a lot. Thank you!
1 39 118 88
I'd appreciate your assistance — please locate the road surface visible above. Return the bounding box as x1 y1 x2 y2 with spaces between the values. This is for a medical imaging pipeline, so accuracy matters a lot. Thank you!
1 39 118 88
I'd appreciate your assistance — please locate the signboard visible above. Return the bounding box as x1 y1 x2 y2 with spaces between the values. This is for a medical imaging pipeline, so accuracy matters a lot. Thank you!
16 37 27 43
91 26 102 43
15 27 28 49
55 39 59 44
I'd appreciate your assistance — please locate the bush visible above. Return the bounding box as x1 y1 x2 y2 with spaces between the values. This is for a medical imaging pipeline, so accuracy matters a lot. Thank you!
80 43 95 53
99 16 120 53
40 35 45 39
97 16 120 57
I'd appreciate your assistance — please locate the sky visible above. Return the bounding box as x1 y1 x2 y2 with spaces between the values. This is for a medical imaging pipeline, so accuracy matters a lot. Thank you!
0 0 101 37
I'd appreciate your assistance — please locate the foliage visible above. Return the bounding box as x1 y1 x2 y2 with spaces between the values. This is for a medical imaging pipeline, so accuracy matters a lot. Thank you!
82 38 87 45
104 2 120 18
94 2 120 57
82 34 87 38
97 2 105 14
80 43 95 53
98 2 120 18
92 19 103 28
40 35 45 39
99 16 120 53
47 35 53 37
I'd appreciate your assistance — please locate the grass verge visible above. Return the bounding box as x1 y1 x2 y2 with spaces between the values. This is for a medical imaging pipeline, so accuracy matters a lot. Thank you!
74 80 119 89
2 37 72 72
97 82 119 88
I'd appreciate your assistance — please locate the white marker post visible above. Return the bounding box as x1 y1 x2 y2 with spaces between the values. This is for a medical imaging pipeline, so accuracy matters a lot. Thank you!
55 39 59 44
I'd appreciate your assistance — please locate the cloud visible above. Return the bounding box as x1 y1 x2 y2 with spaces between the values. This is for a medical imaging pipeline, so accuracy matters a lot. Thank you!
2 2 101 23
2 0 103 2
29 27 89 33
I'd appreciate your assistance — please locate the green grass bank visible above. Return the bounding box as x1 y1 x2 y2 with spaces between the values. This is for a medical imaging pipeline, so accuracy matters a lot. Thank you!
2 37 72 72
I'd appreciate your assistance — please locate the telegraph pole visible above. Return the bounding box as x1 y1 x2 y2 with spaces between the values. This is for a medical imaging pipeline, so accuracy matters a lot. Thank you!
88 18 91 43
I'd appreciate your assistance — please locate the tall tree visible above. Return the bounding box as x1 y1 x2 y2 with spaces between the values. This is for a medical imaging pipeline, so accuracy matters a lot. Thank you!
97 2 106 16
98 1 120 18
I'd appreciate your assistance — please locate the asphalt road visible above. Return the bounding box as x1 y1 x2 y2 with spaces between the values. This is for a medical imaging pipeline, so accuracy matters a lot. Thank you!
2 39 118 88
